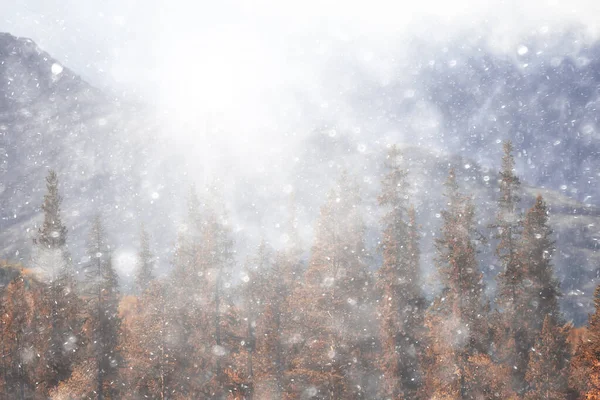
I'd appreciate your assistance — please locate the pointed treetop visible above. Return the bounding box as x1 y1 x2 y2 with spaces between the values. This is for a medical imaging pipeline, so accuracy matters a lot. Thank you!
408 205 418 232
520 194 561 328
186 184 203 233
135 223 154 293
36 169 67 249
385 144 402 167
594 284 600 313
523 195 553 244
525 314 570 399
334 169 360 202
87 214 110 261
286 192 302 254
379 144 409 212
501 141 516 172
250 238 271 271
444 167 459 197
499 140 521 210
187 184 201 214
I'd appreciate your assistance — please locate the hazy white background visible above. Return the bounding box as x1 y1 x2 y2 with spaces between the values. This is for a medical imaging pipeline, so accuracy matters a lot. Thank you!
3 0 600 118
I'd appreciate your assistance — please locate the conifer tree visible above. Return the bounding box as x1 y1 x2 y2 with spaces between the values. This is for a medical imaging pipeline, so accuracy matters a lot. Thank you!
525 316 570 400
494 141 523 310
491 141 529 390
170 187 204 290
281 192 305 285
571 284 600 399
274 193 306 375
422 169 498 399
239 236 302 400
134 224 154 293
508 193 562 393
286 172 375 399
32 170 83 393
197 200 244 398
267 249 303 365
90 216 121 400
238 240 270 399
168 188 204 380
520 195 561 331
168 186 244 398
161 188 210 398
56 216 122 400
1 274 37 399
376 145 425 399
0 286 6 397
253 301 284 399
36 171 68 252
245 199 305 400
122 280 175 399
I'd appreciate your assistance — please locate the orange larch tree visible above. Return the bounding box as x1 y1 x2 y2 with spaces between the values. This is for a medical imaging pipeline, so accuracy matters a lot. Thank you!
525 315 571 400
121 280 176 399
571 284 600 399
376 145 426 399
32 170 84 396
286 172 376 399
422 169 510 399
491 141 529 391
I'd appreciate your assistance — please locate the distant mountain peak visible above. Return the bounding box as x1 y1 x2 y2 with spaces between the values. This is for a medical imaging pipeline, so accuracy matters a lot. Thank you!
0 31 104 109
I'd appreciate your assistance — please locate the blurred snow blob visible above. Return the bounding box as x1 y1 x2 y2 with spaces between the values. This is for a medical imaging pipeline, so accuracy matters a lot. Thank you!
51 63 63 75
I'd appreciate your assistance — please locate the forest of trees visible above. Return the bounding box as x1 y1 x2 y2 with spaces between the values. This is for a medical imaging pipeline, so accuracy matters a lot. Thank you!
0 141 598 399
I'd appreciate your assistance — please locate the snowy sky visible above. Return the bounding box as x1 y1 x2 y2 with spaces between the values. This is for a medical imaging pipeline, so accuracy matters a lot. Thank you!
3 0 600 108
2 0 600 183
4 0 600 207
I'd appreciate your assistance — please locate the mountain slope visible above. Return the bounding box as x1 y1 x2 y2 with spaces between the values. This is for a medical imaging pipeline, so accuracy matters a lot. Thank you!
0 32 181 277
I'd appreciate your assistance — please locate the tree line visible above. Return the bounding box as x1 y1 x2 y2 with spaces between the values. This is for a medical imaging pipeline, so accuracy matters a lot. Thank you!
0 142 598 399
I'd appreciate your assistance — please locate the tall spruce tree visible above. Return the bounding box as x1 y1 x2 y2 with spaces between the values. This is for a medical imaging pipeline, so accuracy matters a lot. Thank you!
525 316 570 399
376 145 425 399
491 141 529 391
80 216 122 400
35 171 67 250
162 187 209 398
236 240 279 399
0 283 6 398
151 186 219 398
249 199 305 400
493 194 562 398
570 284 600 398
33 170 83 393
134 224 154 294
286 172 375 399
168 186 244 398
253 300 284 399
422 169 505 399
283 192 304 283
197 199 244 398
521 195 561 330
239 240 271 399
122 280 175 399
240 234 301 400
170 187 204 292
1 274 36 399
494 141 523 310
